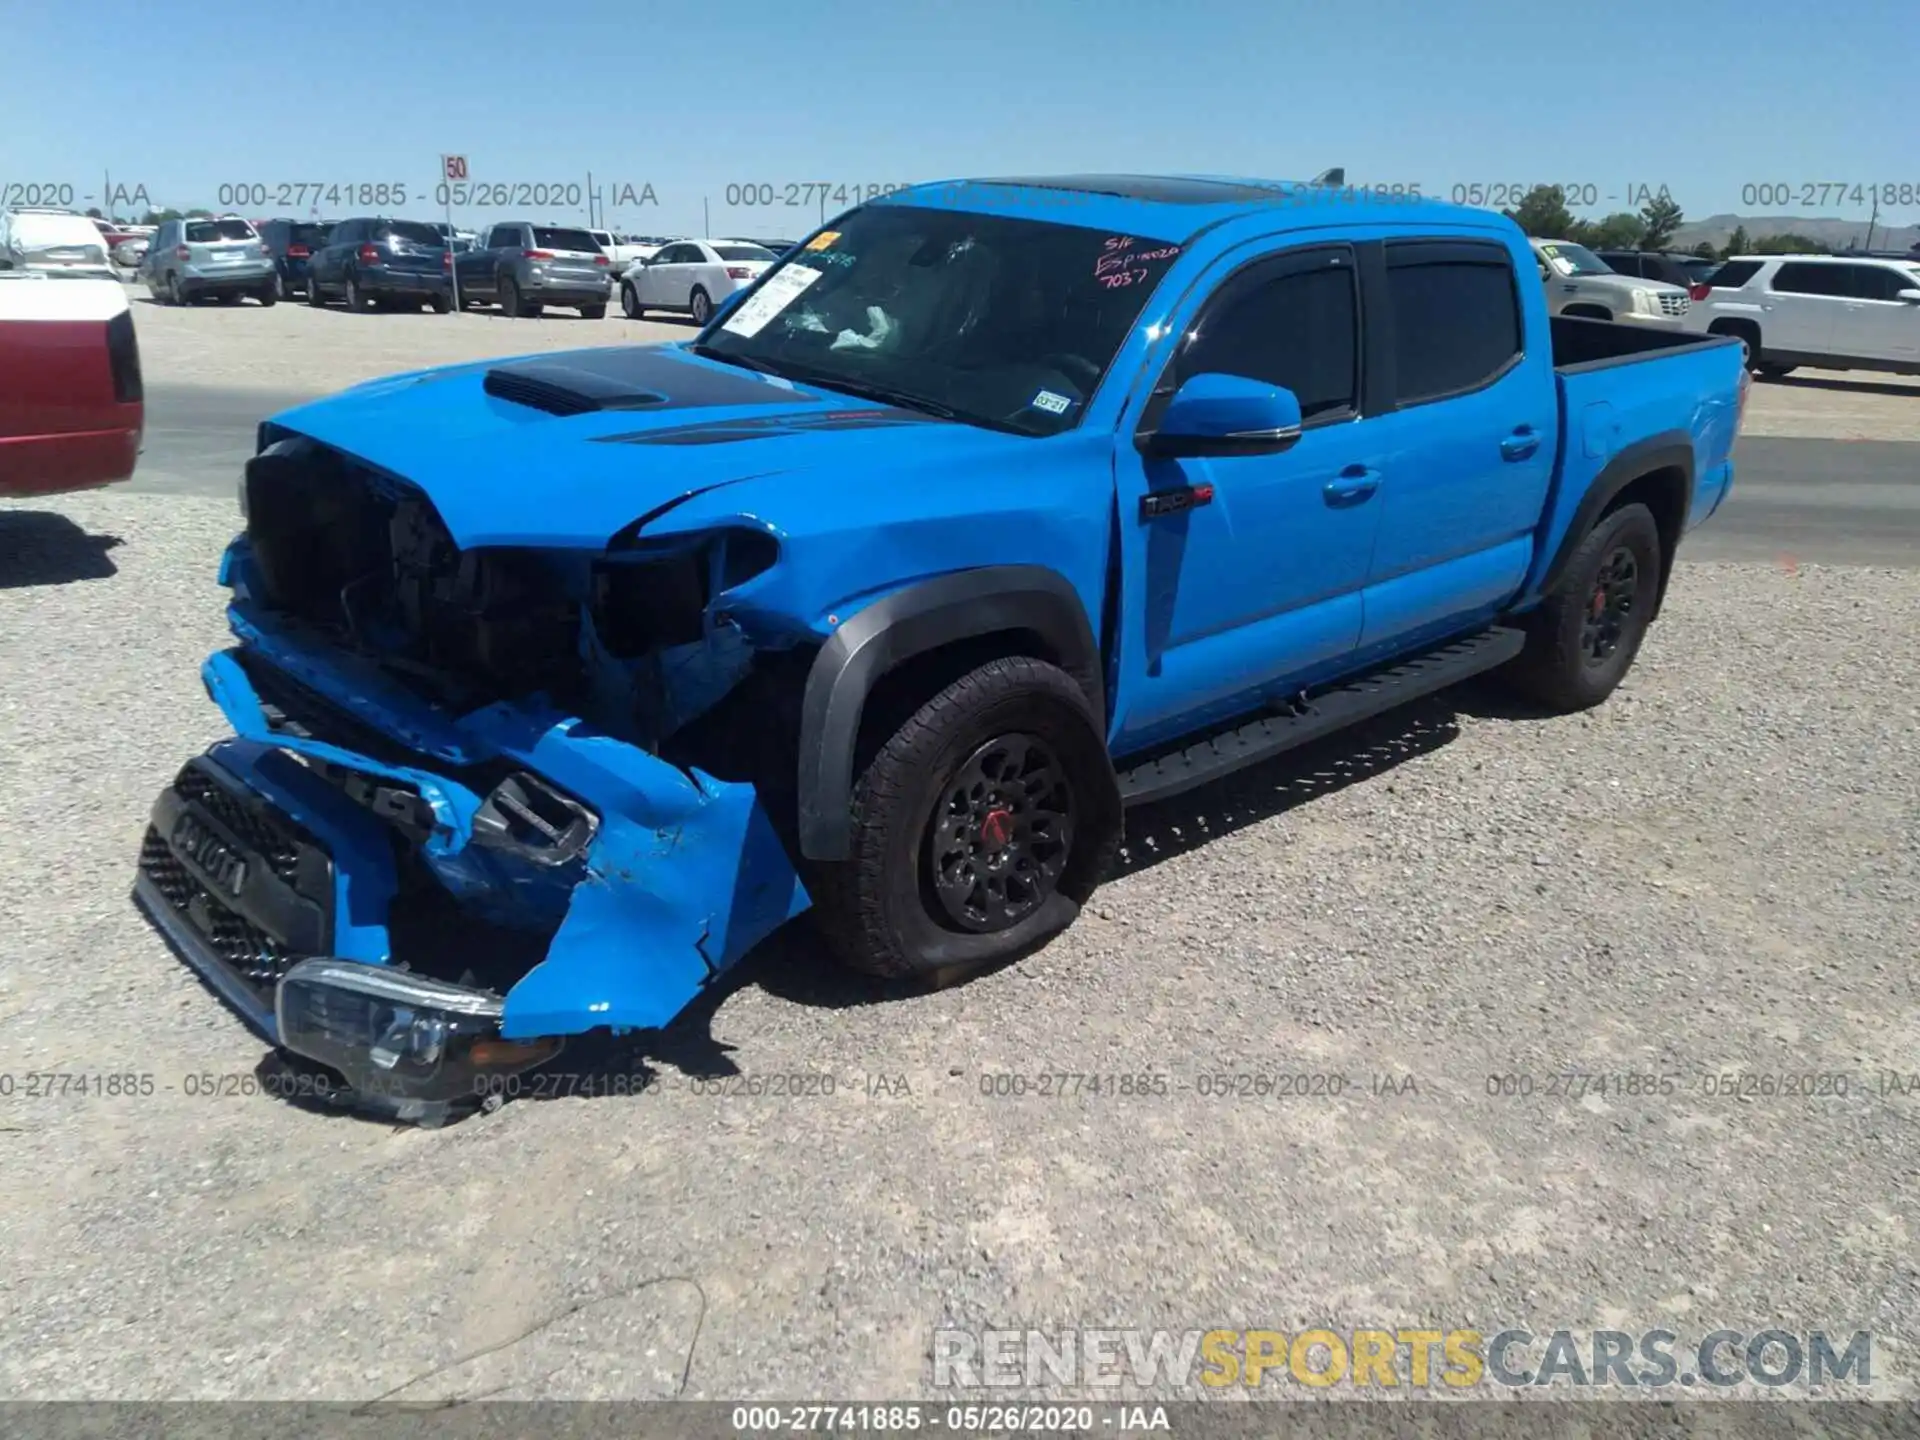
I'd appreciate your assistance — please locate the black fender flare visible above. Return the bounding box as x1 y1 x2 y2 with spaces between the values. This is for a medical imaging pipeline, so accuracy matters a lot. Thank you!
1537 432 1693 605
796 565 1105 862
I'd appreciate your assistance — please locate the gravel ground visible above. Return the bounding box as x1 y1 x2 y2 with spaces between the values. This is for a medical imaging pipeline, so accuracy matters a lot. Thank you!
1 492 1916 1410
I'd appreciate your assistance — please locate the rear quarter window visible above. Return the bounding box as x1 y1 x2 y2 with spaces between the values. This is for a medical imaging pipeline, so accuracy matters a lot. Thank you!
1707 260 1763 289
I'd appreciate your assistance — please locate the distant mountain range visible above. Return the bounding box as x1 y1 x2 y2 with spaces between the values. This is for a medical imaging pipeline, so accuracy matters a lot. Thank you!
1670 213 1920 253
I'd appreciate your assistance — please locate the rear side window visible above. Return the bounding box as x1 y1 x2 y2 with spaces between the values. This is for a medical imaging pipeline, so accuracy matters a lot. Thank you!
1601 253 1640 276
1384 242 1523 405
1181 250 1358 420
1771 263 1847 296
184 219 256 242
533 227 599 251
715 244 775 262
1708 260 1763 289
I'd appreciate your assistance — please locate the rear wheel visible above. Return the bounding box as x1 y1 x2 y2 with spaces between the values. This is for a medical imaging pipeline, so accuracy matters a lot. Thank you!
1709 319 1762 371
306 274 326 307
1756 361 1797 379
273 270 286 301
344 274 371 312
500 277 527 317
429 293 452 314
217 291 241 305
809 656 1119 980
689 286 712 326
166 272 184 306
579 303 606 320
256 286 277 307
1502 503 1662 713
621 282 644 319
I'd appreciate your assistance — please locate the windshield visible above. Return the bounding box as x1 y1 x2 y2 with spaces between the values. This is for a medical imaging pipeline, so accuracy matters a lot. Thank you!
715 243 776 262
696 205 1185 436
1537 242 1613 278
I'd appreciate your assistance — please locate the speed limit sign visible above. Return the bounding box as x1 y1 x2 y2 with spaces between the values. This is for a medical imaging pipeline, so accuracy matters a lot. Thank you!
443 155 469 182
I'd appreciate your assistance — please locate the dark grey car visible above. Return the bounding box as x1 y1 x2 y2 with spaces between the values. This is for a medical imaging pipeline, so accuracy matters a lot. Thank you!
452 221 612 318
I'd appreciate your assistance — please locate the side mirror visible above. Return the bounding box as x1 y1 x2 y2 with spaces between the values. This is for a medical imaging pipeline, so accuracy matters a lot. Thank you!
1141 372 1303 459
1897 289 1920 304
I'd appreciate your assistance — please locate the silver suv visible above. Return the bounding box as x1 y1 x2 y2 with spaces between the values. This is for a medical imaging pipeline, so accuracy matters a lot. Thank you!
451 221 612 318
139 216 278 306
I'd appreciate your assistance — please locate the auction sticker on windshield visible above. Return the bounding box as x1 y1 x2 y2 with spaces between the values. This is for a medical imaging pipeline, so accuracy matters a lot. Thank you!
722 264 825 337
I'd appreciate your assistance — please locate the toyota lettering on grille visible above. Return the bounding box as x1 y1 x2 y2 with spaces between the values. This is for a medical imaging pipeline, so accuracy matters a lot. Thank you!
171 814 249 898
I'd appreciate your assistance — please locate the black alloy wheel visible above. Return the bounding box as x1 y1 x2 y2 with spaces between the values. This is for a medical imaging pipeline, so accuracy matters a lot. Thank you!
1581 547 1639 666
927 733 1075 933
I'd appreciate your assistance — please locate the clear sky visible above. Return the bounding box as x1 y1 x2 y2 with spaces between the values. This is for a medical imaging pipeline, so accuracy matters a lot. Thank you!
3 0 1914 236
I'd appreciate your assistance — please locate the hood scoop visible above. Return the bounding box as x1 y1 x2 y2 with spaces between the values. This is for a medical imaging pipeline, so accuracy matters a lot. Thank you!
483 361 669 417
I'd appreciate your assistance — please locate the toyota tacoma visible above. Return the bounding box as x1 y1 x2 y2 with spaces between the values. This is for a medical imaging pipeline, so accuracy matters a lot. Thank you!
136 175 1747 1124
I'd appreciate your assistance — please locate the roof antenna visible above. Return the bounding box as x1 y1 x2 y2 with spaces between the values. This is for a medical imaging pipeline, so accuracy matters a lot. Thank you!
1309 167 1345 186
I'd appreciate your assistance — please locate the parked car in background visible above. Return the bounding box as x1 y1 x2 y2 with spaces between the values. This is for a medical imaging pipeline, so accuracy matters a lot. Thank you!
1698 254 1920 377
588 230 649 271
0 274 142 497
138 216 277 305
1596 250 1719 301
257 219 334 300
740 237 801 255
1530 239 1693 329
111 236 149 268
617 238 778 322
1 208 119 281
454 222 611 318
307 218 453 313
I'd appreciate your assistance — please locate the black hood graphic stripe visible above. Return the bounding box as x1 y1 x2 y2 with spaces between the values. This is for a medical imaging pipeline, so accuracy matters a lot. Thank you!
596 408 952 446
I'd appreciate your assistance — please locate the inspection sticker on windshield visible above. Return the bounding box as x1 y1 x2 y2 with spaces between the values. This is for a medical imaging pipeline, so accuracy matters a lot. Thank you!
1031 389 1073 416
721 263 824 337
805 231 840 251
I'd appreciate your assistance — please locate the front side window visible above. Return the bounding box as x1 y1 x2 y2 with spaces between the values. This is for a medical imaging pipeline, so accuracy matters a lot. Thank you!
696 204 1187 436
1178 253 1358 421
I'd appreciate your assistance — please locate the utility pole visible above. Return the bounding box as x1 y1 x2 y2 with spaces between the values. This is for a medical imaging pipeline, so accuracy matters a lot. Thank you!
703 196 710 237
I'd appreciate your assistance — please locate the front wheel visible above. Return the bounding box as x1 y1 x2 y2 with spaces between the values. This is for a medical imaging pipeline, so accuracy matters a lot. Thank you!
1501 503 1662 713
621 282 644 319
809 656 1119 980
689 286 712 326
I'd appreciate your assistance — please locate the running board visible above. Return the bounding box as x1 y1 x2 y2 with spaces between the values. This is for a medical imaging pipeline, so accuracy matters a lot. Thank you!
1116 626 1527 807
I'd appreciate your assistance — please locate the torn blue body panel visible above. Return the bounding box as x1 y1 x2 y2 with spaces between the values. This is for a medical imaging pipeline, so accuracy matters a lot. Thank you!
195 614 811 1046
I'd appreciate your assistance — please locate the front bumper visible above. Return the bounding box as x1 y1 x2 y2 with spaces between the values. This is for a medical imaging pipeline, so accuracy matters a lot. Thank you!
135 563 810 1117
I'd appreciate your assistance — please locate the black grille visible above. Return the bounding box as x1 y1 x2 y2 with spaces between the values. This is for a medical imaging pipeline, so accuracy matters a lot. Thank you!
139 826 306 992
173 766 305 886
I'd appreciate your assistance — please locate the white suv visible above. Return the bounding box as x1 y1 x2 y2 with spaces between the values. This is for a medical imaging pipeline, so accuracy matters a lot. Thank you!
1698 255 1920 377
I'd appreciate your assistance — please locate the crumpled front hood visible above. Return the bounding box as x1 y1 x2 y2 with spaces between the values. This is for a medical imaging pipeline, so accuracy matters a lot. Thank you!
265 343 1018 548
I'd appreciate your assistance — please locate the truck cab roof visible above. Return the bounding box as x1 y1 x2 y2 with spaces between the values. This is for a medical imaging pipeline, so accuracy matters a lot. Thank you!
878 174 1496 246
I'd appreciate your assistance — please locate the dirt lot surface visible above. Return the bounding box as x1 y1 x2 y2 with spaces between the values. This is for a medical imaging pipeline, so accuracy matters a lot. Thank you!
2 487 1915 1404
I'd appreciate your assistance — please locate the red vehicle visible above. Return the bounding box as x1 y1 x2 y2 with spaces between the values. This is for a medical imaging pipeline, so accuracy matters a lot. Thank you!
0 277 144 496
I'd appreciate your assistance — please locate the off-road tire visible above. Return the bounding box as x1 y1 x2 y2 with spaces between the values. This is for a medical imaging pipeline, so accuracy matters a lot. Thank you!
1503 502 1662 712
810 656 1119 980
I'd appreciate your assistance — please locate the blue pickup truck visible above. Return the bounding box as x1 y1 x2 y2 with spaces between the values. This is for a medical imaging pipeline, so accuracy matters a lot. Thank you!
136 175 1746 1122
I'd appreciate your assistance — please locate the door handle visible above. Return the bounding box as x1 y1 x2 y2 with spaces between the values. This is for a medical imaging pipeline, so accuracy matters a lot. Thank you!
1500 427 1541 462
1323 465 1379 507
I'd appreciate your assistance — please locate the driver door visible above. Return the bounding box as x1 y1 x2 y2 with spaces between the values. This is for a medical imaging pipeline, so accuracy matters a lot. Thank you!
1112 243 1382 748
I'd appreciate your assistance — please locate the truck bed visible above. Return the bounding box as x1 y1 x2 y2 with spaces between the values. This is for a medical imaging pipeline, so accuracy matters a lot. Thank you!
1519 317 1747 606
